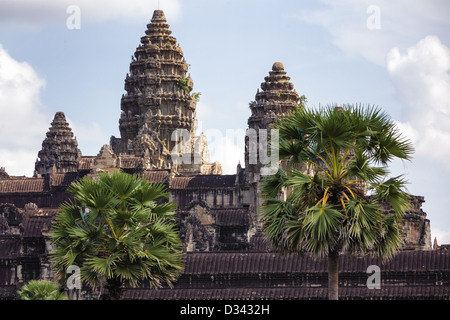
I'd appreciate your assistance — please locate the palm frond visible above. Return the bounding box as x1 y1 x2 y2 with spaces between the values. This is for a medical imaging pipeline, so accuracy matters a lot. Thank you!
260 168 287 198
260 198 295 252
302 204 343 243
84 253 122 278
285 171 327 209
150 202 177 219
18 280 68 300
50 171 184 298
374 214 404 261
132 182 170 206
373 176 411 217
99 171 142 201
345 199 382 248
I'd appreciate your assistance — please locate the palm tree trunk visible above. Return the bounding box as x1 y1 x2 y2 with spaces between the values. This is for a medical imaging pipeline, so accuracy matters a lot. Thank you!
105 276 124 300
327 250 339 300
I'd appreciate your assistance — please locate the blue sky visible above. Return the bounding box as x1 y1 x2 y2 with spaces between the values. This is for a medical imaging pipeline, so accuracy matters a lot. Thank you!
0 0 449 244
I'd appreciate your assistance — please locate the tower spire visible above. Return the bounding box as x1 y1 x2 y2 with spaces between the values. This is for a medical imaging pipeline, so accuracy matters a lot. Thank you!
111 10 221 174
244 62 299 183
117 9 194 150
35 112 80 176
247 62 299 130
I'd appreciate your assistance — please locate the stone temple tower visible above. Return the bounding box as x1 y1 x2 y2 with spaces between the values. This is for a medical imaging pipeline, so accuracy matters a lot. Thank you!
111 10 220 175
245 62 300 183
34 112 80 176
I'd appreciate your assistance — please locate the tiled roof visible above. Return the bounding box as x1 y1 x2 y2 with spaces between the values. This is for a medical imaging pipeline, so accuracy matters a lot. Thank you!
181 251 450 274
0 178 46 193
124 285 450 300
50 173 78 187
22 208 58 238
183 252 324 274
0 170 236 193
249 233 270 251
171 175 236 190
118 156 143 169
142 170 170 184
124 250 450 300
213 208 249 226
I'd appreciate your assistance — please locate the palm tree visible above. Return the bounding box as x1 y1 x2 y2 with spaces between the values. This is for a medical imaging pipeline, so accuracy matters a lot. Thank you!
260 104 414 300
50 171 184 300
18 280 68 300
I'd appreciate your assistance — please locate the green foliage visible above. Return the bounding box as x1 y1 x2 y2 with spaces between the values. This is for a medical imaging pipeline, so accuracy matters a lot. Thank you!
298 95 308 106
177 77 190 93
50 171 184 300
191 92 201 102
260 103 414 261
18 280 68 300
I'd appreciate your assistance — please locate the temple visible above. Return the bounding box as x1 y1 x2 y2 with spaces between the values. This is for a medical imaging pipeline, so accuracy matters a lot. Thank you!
0 10 447 300
111 10 220 175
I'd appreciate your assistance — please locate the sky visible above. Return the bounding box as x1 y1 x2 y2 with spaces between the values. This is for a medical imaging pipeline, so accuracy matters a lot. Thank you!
0 0 449 244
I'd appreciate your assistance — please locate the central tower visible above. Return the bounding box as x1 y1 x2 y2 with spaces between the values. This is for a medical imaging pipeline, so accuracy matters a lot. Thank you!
111 10 221 175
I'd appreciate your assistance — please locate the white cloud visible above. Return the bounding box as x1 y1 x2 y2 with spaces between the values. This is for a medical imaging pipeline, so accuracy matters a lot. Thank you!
293 0 450 66
0 44 110 177
387 35 450 170
0 44 50 176
0 0 182 29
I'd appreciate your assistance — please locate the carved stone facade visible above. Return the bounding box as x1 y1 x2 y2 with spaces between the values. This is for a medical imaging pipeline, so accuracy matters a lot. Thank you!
0 203 56 295
34 112 81 176
394 196 431 250
111 10 219 176
0 9 445 300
